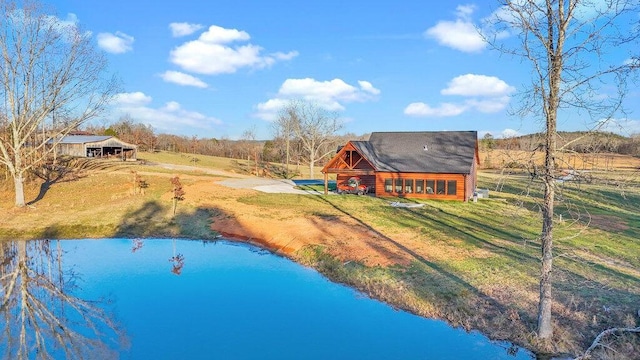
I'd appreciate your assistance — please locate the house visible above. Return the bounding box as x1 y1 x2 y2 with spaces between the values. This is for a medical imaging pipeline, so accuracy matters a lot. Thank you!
51 135 137 160
321 131 479 201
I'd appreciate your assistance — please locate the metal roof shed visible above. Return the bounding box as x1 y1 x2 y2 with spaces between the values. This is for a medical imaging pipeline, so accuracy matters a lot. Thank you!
53 135 137 160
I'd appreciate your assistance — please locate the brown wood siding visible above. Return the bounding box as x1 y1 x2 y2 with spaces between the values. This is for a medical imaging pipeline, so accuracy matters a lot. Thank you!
56 143 85 157
375 172 467 201
337 174 376 192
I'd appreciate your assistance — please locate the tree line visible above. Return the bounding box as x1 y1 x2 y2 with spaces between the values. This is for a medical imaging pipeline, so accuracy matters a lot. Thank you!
481 131 640 156
85 102 366 178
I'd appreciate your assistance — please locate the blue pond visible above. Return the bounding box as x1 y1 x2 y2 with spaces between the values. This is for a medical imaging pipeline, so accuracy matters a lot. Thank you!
1 239 534 359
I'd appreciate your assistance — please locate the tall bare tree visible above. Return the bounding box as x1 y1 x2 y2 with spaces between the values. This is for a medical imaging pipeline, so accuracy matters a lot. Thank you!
272 104 299 177
489 0 639 341
279 100 342 179
0 0 117 207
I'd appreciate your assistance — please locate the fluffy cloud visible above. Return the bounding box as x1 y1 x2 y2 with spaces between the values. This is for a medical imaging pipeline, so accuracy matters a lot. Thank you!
170 25 298 75
159 70 208 88
113 92 151 106
404 73 513 117
97 31 134 54
404 102 466 117
112 92 222 134
169 22 204 37
424 5 486 53
441 74 515 97
255 78 381 120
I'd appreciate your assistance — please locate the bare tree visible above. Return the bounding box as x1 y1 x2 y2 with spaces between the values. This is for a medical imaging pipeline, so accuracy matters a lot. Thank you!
0 0 117 207
240 126 262 176
280 100 342 179
0 240 123 359
272 104 299 177
489 0 639 341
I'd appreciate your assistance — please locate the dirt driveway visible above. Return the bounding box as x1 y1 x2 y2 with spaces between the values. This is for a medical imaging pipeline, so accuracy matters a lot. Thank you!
217 178 326 195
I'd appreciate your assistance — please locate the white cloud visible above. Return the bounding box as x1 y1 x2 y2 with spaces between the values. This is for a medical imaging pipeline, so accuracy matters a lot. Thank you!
170 25 297 75
112 92 222 134
255 78 381 120
254 99 290 120
51 13 79 30
405 74 514 118
199 25 250 43
358 80 381 95
455 4 476 20
425 5 486 53
442 74 515 97
159 70 208 88
501 129 521 138
113 92 152 106
97 31 134 54
169 22 204 37
272 51 299 61
404 102 467 117
465 96 511 113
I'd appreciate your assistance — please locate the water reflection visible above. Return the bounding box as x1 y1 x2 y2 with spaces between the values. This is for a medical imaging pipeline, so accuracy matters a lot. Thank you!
0 240 124 359
131 239 186 275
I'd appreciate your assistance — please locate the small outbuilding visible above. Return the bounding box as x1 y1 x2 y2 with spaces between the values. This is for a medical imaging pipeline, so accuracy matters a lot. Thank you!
51 135 137 160
321 131 479 201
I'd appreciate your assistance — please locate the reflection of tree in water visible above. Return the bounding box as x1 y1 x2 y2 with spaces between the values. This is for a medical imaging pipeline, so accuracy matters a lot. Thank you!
169 239 185 276
130 239 186 275
131 238 144 253
0 240 125 359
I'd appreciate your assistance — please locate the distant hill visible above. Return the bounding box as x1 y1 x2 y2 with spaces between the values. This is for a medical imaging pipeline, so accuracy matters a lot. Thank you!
482 131 640 156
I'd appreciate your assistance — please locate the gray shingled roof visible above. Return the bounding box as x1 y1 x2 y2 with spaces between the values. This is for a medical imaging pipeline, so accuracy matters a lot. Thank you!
56 135 112 144
351 131 477 174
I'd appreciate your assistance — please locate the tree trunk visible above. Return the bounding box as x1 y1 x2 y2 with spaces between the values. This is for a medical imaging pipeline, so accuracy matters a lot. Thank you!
14 174 26 208
538 64 558 340
538 176 554 339
285 135 290 177
309 158 315 179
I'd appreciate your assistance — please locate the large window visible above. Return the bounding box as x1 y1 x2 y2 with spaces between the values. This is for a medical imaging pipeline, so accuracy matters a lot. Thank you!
447 180 457 195
383 177 458 197
404 179 413 194
426 180 434 194
384 179 392 193
394 179 403 193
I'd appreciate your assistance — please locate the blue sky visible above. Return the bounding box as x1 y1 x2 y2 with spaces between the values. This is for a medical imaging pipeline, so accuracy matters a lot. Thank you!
47 0 640 140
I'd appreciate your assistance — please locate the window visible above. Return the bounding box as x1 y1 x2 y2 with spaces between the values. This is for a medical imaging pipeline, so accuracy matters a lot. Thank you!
395 179 403 193
384 179 392 193
447 180 457 195
426 180 435 194
415 180 424 194
404 179 413 194
436 180 446 194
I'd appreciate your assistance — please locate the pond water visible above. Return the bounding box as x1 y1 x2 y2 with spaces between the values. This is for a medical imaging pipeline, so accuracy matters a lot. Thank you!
0 239 534 359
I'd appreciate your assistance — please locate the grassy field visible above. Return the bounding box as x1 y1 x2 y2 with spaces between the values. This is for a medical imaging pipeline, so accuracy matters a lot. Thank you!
141 151 328 179
1 151 639 358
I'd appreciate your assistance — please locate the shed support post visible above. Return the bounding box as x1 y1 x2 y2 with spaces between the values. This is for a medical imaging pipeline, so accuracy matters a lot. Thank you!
324 172 328 195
